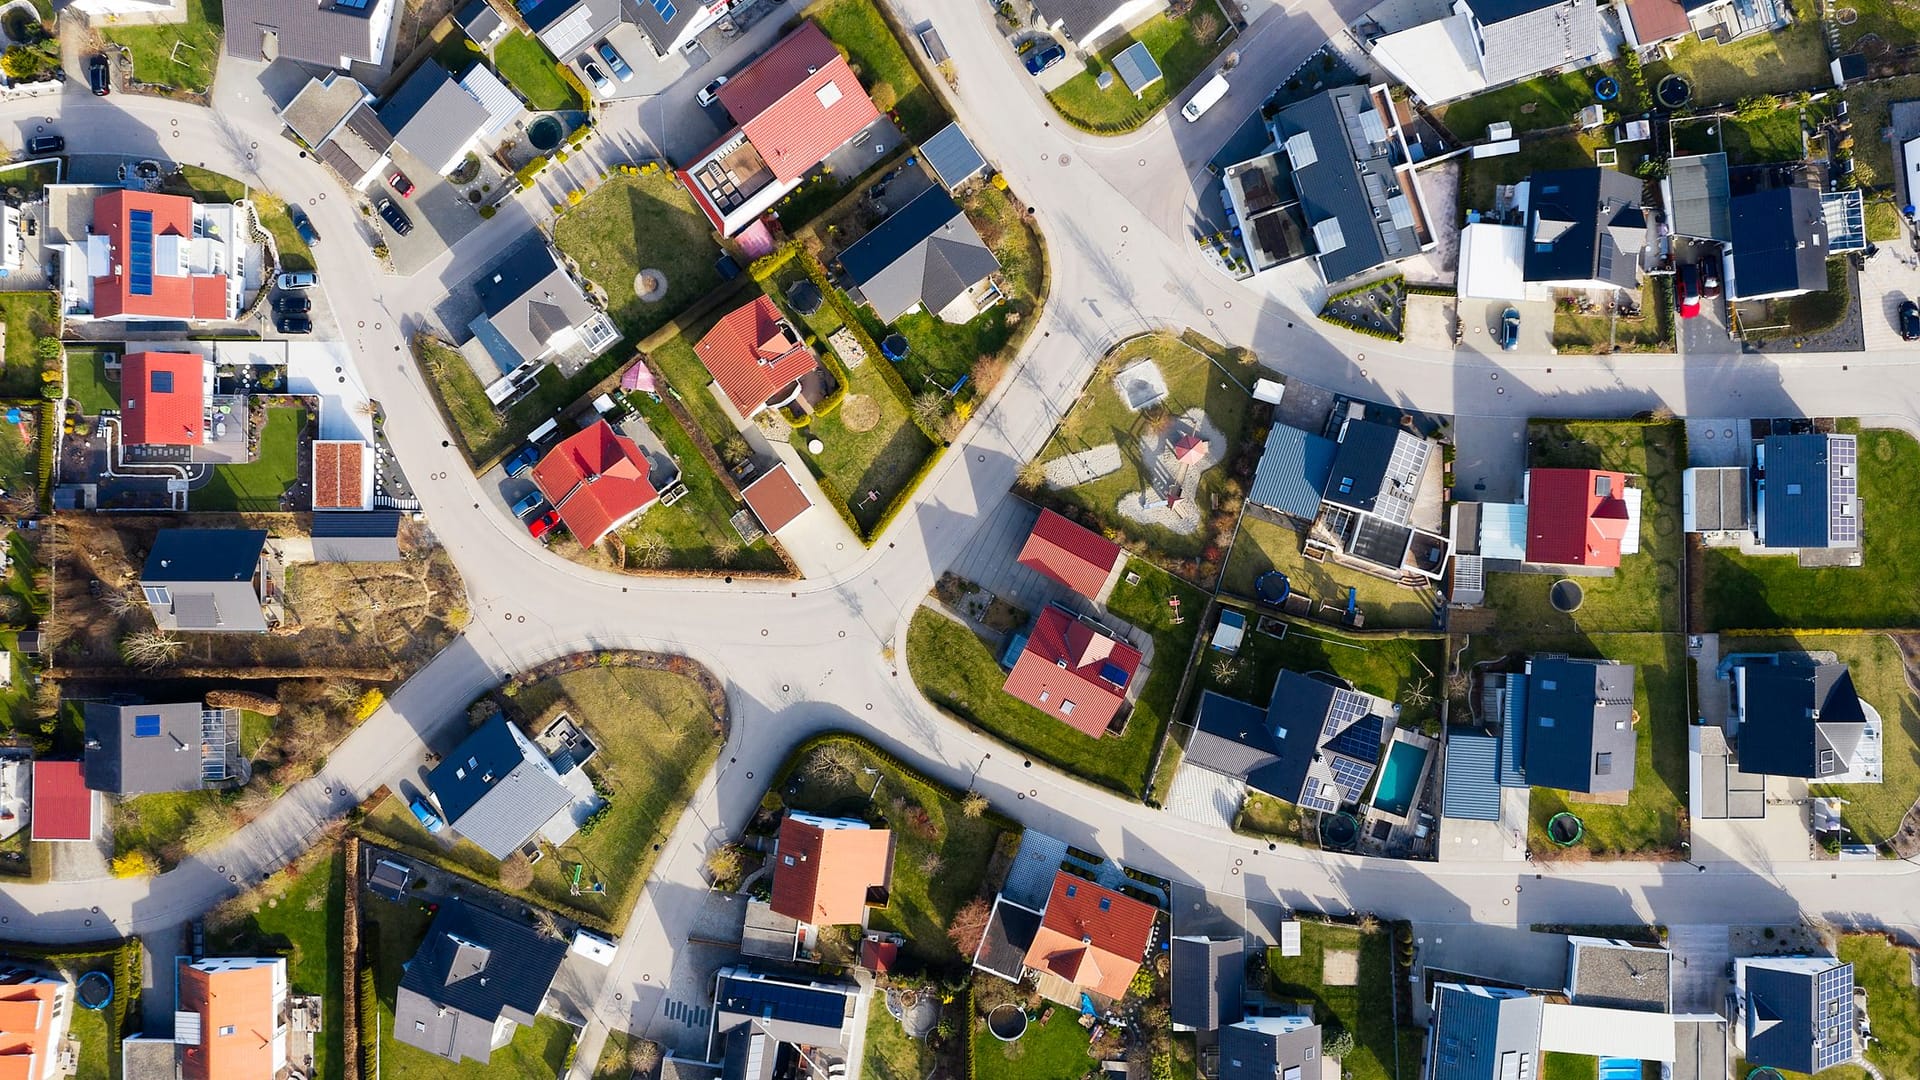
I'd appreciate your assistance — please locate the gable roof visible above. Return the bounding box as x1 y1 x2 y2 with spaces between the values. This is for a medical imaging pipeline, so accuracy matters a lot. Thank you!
1759 433 1856 549
1029 0 1135 39
718 23 882 184
1250 424 1339 519
1325 419 1429 524
694 295 820 417
224 0 391 67
395 899 567 1064
1186 692 1284 788
120 351 205 447
1473 0 1606 86
178 960 282 1080
1221 1016 1322 1080
837 187 1002 323
1275 86 1420 284
0 978 60 1080
90 190 231 321
1522 657 1637 794
741 464 812 533
426 715 574 859
29 761 92 841
376 62 491 172
1525 468 1633 567
1170 936 1244 1032
530 420 660 547
1728 187 1829 299
1523 168 1646 288
83 701 213 796
1741 958 1854 1074
143 530 267 584
1428 984 1546 1080
313 441 369 509
1002 605 1142 738
1736 660 1866 778
1016 509 1122 599
312 510 404 562
769 814 895 925
1024 872 1157 1001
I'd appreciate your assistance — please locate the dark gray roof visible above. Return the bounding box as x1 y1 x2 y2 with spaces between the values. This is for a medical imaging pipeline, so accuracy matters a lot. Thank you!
1736 659 1866 778
1759 433 1855 549
838 188 1001 324
624 0 697 54
1428 984 1544 1080
1523 168 1645 288
1030 0 1135 39
1221 1017 1322 1080
1742 959 1855 1074
1568 939 1672 1012
427 715 574 859
921 124 988 190
1441 730 1501 821
1522 657 1637 794
712 969 857 1052
1468 0 1574 20
1666 154 1732 242
312 511 403 563
1276 86 1420 284
1187 691 1285 789
1728 187 1829 299
143 529 266 584
225 0 389 68
973 896 1042 981
456 0 506 41
377 62 490 172
83 701 211 796
394 899 567 1064
1325 419 1407 516
470 238 597 370
1250 425 1339 519
1192 674 1382 810
1170 936 1243 1031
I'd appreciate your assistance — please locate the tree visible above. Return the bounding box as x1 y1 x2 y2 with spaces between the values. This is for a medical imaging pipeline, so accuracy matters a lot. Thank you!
1325 1027 1356 1059
1733 95 1773 121
961 791 989 819
947 897 992 957
530 906 565 941
1014 457 1048 492
121 630 183 670
629 1038 663 1076
704 842 748 887
111 851 155 878
499 852 535 890
33 337 59 364
631 535 671 570
803 741 862 787
912 390 947 432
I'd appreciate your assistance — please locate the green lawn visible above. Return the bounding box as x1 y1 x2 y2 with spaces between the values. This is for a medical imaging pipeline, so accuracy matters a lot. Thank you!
1645 20 1831 104
971 1004 1094 1080
196 406 307 511
863 998 939 1080
611 390 788 573
0 291 57 399
1267 921 1420 1080
208 850 346 1080
113 788 235 865
1736 258 1851 343
434 30 485 76
1552 278 1675 354
68 991 107 1080
1483 420 1684 634
1222 515 1441 629
553 173 723 342
255 189 316 274
65 346 118 415
494 31 582 111
0 161 58 198
1867 198 1902 243
413 335 510 466
1238 789 1309 845
1193 617 1446 733
101 0 222 93
1045 0 1233 133
0 399 31 497
1438 68 1620 139
1542 1052 1598 1080
1839 934 1920 1080
591 1030 632 1080
1721 110 1807 164
1458 135 1601 217
1840 74 1920 189
641 306 747 449
804 0 946 141
1702 429 1920 629
1105 557 1204 788
794 358 935 535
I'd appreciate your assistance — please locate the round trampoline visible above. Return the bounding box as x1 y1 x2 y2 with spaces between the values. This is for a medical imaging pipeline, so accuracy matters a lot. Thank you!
1657 75 1692 109
1320 812 1360 849
1547 812 1584 847
527 115 566 152
787 280 824 317
1550 579 1584 613
1255 571 1291 606
988 1004 1028 1042
881 333 910 361
1593 75 1619 101
1746 1069 1786 1080
76 971 111 1011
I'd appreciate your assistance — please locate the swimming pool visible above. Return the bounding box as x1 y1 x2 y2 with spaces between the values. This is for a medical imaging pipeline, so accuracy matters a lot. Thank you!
1371 741 1429 818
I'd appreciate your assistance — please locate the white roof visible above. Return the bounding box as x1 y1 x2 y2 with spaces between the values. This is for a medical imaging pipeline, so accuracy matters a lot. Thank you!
1252 377 1286 404
1368 14 1486 104
1540 1003 1676 1061
572 929 618 965
460 64 523 138
1477 501 1529 561
1457 223 1530 301
1280 921 1301 956
1619 487 1644 555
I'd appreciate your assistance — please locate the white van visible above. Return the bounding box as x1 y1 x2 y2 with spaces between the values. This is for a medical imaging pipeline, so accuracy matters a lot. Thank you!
1182 73 1230 123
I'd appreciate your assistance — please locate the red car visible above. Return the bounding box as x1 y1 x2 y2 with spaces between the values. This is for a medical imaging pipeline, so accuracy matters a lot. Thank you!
527 509 561 540
1677 263 1701 319
389 171 414 198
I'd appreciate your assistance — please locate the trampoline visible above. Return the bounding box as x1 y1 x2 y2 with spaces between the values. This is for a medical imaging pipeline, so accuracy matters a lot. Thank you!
1657 75 1692 109
988 1003 1028 1041
1547 812 1584 847
1255 571 1292 606
1550 579 1584 613
786 280 823 317
76 970 111 1010
526 115 565 152
1320 812 1360 849
1746 1070 1785 1080
1594 76 1619 102
882 333 910 362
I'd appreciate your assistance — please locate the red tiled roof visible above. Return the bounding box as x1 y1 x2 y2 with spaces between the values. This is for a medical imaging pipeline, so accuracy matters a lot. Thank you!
1018 510 1123 599
30 761 92 841
312 441 366 509
694 295 820 417
742 463 812 533
718 22 882 184
1626 0 1692 43
119 351 205 447
1002 606 1141 738
769 815 894 925
179 962 280 1080
90 190 229 321
1023 872 1156 1002
530 421 660 548
0 981 58 1079
1526 467 1632 568
860 938 899 974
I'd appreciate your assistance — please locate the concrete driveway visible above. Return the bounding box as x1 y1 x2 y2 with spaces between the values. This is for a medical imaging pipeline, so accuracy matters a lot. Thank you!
1858 246 1920 353
374 144 482 275
1458 297 1552 356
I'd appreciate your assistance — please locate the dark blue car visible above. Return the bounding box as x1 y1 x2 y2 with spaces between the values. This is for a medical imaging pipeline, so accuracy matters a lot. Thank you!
1024 41 1066 76
504 445 540 478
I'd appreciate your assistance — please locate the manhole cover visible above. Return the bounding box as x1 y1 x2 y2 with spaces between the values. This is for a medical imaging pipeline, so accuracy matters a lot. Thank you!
1058 154 1071 166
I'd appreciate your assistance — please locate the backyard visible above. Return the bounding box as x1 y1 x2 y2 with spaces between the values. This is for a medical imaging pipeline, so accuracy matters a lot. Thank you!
1458 134 1600 217
167 166 315 276
1551 278 1676 353
552 172 723 343
1838 933 1920 1080
608 391 789 574
1840 72 1920 193
1045 0 1233 133
0 291 57 399
1482 419 1685 634
206 848 345 1080
971 1001 1096 1080
194 405 307 512
1644 21 1831 104
1221 515 1441 629
1438 69 1620 140
1267 920 1421 1080
793 360 934 536
1191 616 1447 734
1701 428 1920 629
493 30 582 111
101 0 222 93
0 160 57 198
805 0 946 141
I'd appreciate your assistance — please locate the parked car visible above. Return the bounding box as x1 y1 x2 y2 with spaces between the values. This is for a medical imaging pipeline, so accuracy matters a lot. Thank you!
1699 253 1722 298
581 59 614 98
377 197 413 236
389 171 414 198
1498 308 1521 351
1023 41 1066 76
408 800 444 834
289 206 319 246
273 293 311 314
87 54 110 96
277 314 313 335
596 39 633 82
25 135 63 155
276 270 318 290
511 490 547 519
504 445 540 477
1902 299 1920 341
527 509 562 540
696 75 728 106
1677 263 1701 319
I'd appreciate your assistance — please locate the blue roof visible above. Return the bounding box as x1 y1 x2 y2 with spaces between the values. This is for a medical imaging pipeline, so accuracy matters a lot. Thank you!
427 714 538 825
1498 674 1529 788
1324 713 1385 764
921 123 987 190
1442 730 1502 820
1112 42 1164 95
1250 425 1338 520
128 209 154 297
142 529 267 583
1430 985 1544 1080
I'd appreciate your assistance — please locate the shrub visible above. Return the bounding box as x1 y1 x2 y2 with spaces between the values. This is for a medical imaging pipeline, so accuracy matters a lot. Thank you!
111 851 154 878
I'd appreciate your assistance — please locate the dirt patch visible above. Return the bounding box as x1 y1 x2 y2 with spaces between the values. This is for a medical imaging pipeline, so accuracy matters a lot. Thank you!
839 394 880 432
1323 948 1359 986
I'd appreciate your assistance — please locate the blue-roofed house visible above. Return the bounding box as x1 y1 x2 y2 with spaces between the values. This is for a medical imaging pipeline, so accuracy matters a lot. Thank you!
140 529 270 633
707 965 861 1074
1732 656 1877 780
1487 656 1637 795
1249 424 1338 522
1183 672 1389 811
1754 433 1859 555
837 187 1003 324
427 714 578 859
1734 956 1857 1075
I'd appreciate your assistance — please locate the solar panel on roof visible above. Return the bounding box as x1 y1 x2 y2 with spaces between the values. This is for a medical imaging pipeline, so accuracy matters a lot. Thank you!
1099 662 1131 688
335 0 371 9
134 713 161 738
1329 756 1374 801
128 209 155 297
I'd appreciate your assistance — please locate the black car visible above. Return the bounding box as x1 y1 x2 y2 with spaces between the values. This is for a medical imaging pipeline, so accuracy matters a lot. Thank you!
25 135 63 155
1901 299 1920 342
278 314 313 335
273 293 311 315
289 206 319 247
87 54 110 96
377 198 413 237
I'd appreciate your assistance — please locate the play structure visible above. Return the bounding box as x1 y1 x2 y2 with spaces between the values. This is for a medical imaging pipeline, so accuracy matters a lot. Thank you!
1547 812 1584 847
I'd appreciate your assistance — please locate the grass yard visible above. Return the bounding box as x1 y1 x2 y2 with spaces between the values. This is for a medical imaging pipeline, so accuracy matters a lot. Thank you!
0 290 57 399
65 347 117 416
207 849 346 1080
1222 515 1441 629
113 788 235 865
804 0 946 141
612 391 788 573
794 360 934 535
68 994 107 1080
1542 1053 1598 1080
1193 617 1446 733
0 404 30 499
1438 68 1620 139
1702 429 1920 629
1457 135 1600 218
553 173 723 343
1106 557 1204 777
101 0 222 93
1721 633 1915 847
1552 278 1675 353
1840 0 1920 54
1839 933 1920 1080
493 31 581 111
195 406 307 512
1867 198 1903 243
255 190 316 274
640 303 750 449
1645 20 1831 104
169 164 247 203
1840 73 1920 189
1483 420 1684 635
1237 790 1309 844
971 1004 1095 1080
433 29 485 76
1267 921 1420 1080
1723 109 1808 164
413 335 511 466
0 161 58 197
1736 259 1851 343
1044 0 1233 133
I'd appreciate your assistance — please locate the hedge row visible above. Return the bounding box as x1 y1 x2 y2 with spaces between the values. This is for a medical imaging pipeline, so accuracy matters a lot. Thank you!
772 731 1021 836
1326 273 1404 306
1317 311 1405 342
860 443 949 544
792 246 944 443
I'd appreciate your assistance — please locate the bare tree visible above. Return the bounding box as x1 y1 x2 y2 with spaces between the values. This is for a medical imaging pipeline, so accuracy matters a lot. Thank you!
530 906 565 941
1357 913 1381 935
628 1037 663 1076
920 853 944 877
499 852 535 890
912 391 947 431
803 742 862 787
947 897 992 957
713 538 741 565
1211 656 1241 684
121 630 183 670
324 679 363 708
1015 458 1048 492
101 586 139 618
631 535 671 570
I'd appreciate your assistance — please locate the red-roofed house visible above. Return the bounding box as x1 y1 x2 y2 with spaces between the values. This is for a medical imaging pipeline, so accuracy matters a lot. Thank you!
173 957 289 1080
1623 0 1692 45
119 351 207 447
53 187 243 322
675 22 885 236
1002 605 1142 738
769 812 894 926
29 761 94 842
0 970 74 1080
741 463 813 534
695 295 821 420
1022 871 1157 1005
1018 509 1124 603
1525 468 1639 568
529 421 660 548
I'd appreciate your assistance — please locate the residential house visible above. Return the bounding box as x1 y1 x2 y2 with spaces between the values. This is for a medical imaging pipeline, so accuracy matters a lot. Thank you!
1016 509 1125 604
1271 85 1435 284
394 900 568 1064
1523 468 1639 569
517 0 722 62
425 714 577 859
29 761 95 842
1506 656 1639 795
313 442 375 511
627 0 726 58
693 295 821 421
140 529 270 634
455 0 508 47
1221 1015 1322 1080
1566 936 1673 1013
48 187 245 323
740 464 813 535
1754 433 1858 553
706 966 860 1077
1733 957 1856 1074
1249 424 1339 521
1426 984 1546 1080
467 239 621 392
0 967 74 1080
311 511 405 562
279 73 376 155
1170 936 1243 1032
1186 670 1388 811
529 420 661 548
920 123 989 191
1682 465 1750 535
675 23 887 237
1021 872 1158 1006
1523 169 1647 291
224 0 398 70
1368 0 1608 106
1621 0 1694 46
1732 656 1876 780
1220 151 1312 274
313 97 396 192
1001 604 1142 738
1310 414 1447 581
119 351 209 449
769 813 895 927
176 957 289 1080
375 61 520 176
837 187 1002 324
83 701 241 797
1028 0 1169 47
1727 187 1829 300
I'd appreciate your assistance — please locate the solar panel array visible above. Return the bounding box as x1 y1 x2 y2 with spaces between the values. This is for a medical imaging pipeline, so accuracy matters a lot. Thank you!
1321 688 1369 738
1812 963 1855 1070
128 209 155 297
1324 713 1385 764
1373 431 1430 524
650 0 677 23
1328 755 1374 802
334 0 372 10
1298 783 1337 813
719 976 846 1030
1826 437 1859 545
